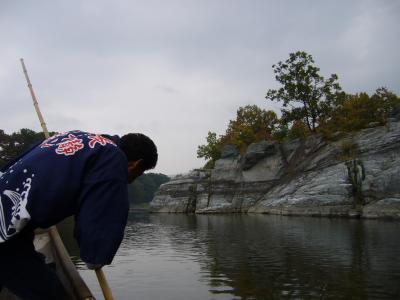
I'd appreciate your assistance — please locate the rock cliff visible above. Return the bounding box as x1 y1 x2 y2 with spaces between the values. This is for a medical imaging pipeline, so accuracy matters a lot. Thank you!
151 119 400 218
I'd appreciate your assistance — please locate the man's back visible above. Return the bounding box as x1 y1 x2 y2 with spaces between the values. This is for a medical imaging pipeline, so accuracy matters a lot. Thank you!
0 130 129 264
0 129 157 299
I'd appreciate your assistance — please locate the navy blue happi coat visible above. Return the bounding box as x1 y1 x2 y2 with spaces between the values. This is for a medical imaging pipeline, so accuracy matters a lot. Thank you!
0 130 129 265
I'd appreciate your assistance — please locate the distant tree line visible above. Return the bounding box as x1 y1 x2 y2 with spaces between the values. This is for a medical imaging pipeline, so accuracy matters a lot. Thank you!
0 128 49 168
128 173 170 205
198 51 400 168
0 128 169 205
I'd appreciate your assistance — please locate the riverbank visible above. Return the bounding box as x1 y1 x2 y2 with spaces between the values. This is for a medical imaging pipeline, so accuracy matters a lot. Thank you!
151 119 400 219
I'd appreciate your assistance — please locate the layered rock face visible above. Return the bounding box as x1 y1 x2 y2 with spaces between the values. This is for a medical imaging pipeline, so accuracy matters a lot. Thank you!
151 120 400 218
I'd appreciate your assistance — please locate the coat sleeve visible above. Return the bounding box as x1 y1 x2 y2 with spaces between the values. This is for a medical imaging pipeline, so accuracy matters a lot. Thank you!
74 149 129 265
74 179 129 265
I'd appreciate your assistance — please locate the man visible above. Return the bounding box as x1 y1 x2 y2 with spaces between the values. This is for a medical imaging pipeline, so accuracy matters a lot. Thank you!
0 130 158 299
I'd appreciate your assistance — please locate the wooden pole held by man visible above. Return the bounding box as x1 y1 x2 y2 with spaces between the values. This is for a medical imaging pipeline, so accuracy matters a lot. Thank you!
20 58 50 139
20 58 114 300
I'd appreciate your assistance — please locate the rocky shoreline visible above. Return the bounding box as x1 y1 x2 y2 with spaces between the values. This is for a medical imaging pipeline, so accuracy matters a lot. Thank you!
151 119 400 219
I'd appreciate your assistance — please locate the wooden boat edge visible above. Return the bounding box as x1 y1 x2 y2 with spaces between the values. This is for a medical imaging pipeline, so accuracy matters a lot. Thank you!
0 227 95 300
50 226 96 300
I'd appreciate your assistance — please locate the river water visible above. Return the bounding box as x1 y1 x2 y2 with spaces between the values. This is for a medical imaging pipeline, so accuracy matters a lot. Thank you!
61 213 400 299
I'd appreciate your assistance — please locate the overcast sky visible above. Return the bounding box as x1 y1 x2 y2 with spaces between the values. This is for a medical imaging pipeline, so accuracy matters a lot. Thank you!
0 0 399 175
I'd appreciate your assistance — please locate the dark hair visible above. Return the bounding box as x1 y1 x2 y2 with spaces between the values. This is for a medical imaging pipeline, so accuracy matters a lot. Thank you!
119 133 158 171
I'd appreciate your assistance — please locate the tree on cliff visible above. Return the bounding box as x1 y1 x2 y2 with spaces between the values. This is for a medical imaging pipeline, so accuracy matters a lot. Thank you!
221 105 278 152
266 51 342 132
197 105 278 167
197 131 222 168
197 50 400 169
322 87 400 133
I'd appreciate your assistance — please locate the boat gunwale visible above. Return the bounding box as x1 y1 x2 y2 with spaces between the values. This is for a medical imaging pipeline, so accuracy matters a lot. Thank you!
49 226 95 300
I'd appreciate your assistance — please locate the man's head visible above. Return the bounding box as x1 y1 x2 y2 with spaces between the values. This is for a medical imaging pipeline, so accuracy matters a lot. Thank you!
119 133 158 183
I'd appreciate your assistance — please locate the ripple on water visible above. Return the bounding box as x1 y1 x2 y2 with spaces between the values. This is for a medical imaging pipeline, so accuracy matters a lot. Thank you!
66 214 400 300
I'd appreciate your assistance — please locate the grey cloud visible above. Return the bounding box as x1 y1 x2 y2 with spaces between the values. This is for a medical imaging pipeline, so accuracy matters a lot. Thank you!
154 85 179 94
0 0 399 174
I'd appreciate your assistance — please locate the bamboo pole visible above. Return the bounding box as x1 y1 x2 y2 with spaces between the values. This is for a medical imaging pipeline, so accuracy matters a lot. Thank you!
20 58 50 139
95 269 115 300
20 59 113 300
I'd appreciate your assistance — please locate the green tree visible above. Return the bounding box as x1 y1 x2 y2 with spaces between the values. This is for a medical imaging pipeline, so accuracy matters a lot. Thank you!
222 105 278 152
287 120 309 140
0 130 10 167
0 128 49 169
197 105 278 168
266 51 342 132
324 88 400 133
371 87 400 123
127 173 170 204
271 122 289 142
197 131 222 166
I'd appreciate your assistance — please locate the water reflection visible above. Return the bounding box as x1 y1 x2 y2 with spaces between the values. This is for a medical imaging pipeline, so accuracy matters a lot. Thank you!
59 214 400 299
